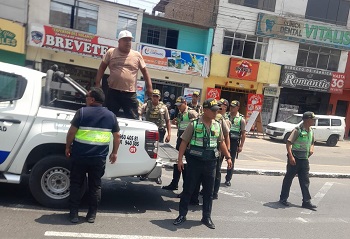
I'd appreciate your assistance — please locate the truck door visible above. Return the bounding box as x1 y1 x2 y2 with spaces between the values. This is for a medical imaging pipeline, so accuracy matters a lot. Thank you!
312 118 331 142
0 71 33 171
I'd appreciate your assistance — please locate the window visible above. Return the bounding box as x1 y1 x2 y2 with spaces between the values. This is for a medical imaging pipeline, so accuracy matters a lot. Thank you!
140 24 179 49
306 0 350 26
117 10 138 41
317 118 330 126
228 0 276 11
0 72 27 101
222 32 268 60
296 44 340 71
331 119 342 126
49 0 98 34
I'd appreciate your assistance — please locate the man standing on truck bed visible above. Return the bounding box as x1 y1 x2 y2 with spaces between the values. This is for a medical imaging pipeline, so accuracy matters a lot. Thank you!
65 87 121 223
95 30 153 119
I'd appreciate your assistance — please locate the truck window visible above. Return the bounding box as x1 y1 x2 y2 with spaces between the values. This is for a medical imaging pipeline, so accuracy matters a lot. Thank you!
317 118 330 126
0 72 27 102
331 119 341 126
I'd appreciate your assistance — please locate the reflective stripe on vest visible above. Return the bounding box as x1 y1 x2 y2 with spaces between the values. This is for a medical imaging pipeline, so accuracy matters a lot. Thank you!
178 112 191 131
230 115 242 138
190 120 221 149
75 127 112 145
292 128 313 159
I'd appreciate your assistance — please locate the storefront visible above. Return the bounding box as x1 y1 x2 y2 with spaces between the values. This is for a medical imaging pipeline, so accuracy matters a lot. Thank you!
0 18 26 66
137 43 208 114
277 65 345 121
205 53 281 124
26 23 118 90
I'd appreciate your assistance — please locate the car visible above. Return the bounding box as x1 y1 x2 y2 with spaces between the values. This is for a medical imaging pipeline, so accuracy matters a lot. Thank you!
265 114 346 146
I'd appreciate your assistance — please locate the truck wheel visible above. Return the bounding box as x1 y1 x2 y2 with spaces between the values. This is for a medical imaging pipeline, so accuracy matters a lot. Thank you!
29 155 82 208
283 132 291 143
326 135 338 147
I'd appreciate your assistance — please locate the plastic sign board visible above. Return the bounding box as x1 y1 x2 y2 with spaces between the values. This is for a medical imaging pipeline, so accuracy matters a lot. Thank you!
228 58 260 81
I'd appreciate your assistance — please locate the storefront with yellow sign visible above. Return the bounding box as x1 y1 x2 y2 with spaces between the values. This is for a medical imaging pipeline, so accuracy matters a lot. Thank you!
204 53 281 124
0 18 26 66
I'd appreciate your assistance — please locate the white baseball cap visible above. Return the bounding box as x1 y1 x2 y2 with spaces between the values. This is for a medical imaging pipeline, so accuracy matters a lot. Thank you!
118 30 133 40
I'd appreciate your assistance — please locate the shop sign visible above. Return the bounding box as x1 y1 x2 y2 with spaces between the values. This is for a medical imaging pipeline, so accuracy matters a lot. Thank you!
280 65 344 94
246 94 264 127
27 24 117 58
206 87 221 100
136 81 145 105
184 88 201 103
256 13 350 50
0 19 25 54
228 58 260 81
137 44 209 77
264 87 278 97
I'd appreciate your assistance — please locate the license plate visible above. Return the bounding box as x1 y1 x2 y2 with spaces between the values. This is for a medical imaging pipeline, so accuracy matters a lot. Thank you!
266 129 273 135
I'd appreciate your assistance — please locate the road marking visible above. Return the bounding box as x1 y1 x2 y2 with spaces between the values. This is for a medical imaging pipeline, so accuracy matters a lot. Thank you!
44 231 278 239
296 217 308 223
301 182 334 215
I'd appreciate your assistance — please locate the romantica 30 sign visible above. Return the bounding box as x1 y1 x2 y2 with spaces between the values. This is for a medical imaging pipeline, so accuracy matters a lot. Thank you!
256 13 350 50
280 65 344 94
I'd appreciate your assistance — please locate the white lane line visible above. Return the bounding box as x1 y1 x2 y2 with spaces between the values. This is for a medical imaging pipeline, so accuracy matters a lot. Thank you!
44 231 277 239
301 182 334 215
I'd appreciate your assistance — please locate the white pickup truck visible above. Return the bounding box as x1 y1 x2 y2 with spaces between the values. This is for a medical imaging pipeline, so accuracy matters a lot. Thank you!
0 62 161 208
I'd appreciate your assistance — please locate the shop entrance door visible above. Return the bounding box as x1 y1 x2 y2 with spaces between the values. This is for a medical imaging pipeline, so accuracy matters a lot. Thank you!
335 100 348 117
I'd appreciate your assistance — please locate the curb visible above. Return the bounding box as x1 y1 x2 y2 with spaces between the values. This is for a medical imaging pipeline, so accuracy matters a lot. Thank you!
221 168 350 179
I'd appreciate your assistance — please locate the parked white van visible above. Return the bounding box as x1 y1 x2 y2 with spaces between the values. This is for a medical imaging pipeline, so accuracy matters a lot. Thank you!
266 114 346 146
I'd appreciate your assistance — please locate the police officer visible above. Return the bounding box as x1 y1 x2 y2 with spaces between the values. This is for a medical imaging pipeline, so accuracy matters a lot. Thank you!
141 89 171 143
162 96 198 191
279 111 317 210
188 91 203 115
66 88 120 223
173 98 232 229
225 100 246 186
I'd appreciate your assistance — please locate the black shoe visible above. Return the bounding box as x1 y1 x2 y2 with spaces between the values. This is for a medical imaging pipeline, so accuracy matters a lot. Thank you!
302 202 317 210
190 200 200 205
213 194 218 200
162 184 178 190
173 215 186 226
139 176 147 181
225 181 231 187
69 210 79 223
279 200 290 206
201 217 215 229
156 177 162 185
86 210 97 223
177 192 183 198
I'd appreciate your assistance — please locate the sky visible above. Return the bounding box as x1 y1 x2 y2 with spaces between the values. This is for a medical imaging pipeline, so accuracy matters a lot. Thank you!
107 0 161 13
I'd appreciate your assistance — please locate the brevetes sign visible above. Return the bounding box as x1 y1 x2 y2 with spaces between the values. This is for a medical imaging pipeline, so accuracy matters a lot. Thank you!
228 58 260 81
280 65 345 94
137 44 209 77
0 19 25 54
27 24 117 58
256 13 350 50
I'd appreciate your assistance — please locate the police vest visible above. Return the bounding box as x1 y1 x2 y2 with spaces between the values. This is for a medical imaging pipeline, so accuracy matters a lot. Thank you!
72 106 116 158
229 114 243 140
177 108 195 136
292 127 313 159
187 119 221 160
145 101 166 129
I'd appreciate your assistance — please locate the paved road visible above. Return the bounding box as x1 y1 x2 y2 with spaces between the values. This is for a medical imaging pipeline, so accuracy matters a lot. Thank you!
1 170 350 239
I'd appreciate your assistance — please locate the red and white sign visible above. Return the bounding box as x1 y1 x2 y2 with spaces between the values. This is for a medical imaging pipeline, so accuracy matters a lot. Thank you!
228 58 260 81
129 146 137 154
330 73 345 94
246 94 264 122
28 24 117 58
206 87 221 100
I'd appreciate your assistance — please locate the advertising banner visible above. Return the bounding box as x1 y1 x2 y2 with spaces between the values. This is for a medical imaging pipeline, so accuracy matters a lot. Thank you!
137 44 209 77
206 87 221 100
27 24 117 58
0 19 25 54
228 58 260 81
280 65 344 94
246 93 264 120
136 81 145 105
256 13 350 50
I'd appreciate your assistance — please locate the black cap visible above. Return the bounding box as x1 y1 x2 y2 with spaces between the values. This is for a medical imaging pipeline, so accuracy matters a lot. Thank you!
175 96 187 106
89 87 105 103
302 111 316 120
230 100 240 107
203 98 220 111
218 98 229 107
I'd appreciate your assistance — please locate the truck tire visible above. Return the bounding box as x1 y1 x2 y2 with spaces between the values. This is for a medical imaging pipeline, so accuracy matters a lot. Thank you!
29 155 83 208
326 135 338 147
